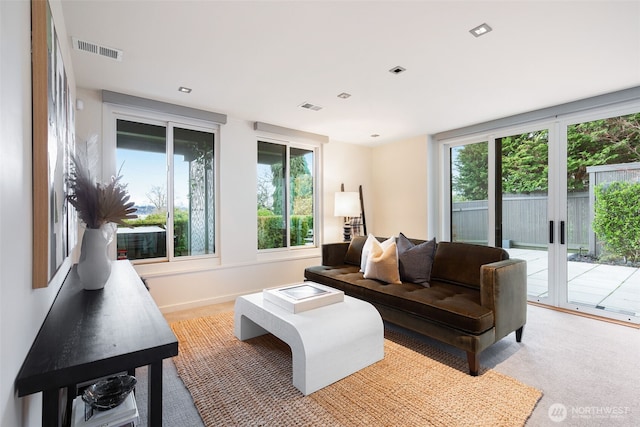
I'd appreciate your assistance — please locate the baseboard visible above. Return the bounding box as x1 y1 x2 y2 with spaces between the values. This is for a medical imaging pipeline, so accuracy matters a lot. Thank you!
158 293 242 314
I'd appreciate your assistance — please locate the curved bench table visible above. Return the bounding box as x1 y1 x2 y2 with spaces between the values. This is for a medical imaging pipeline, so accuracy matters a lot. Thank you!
234 289 384 395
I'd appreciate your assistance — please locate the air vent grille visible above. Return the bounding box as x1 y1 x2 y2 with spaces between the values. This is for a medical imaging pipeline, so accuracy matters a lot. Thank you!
299 102 323 111
72 37 123 61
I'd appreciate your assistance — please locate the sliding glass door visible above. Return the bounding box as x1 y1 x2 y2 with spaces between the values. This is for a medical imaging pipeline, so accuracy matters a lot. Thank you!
444 108 640 324
564 112 640 321
499 129 552 304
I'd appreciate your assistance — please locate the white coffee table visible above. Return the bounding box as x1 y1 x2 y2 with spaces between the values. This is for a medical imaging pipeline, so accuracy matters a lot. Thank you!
234 286 384 395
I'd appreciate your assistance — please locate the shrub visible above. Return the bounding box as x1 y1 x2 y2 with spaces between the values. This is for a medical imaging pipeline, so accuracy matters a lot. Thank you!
257 214 313 249
290 215 313 246
258 215 285 249
593 181 640 262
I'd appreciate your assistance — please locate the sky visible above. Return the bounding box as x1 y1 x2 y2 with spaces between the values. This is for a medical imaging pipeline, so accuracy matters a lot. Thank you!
117 148 189 208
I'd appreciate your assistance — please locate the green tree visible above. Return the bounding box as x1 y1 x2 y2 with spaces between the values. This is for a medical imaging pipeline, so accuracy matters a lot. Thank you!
567 113 640 191
292 174 313 215
452 142 488 201
453 113 640 197
270 153 311 215
501 130 549 194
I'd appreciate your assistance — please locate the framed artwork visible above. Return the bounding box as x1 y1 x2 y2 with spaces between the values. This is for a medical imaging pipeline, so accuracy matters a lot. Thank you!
32 0 75 288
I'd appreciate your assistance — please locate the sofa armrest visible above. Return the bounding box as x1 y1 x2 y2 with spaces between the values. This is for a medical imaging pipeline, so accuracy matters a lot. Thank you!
322 242 350 266
480 259 527 341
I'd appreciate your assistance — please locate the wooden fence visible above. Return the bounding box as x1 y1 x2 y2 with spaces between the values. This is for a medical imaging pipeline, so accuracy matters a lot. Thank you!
453 163 640 253
452 193 589 250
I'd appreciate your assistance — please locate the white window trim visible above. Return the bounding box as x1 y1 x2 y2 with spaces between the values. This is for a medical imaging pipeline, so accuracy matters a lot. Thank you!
256 133 322 260
102 102 221 269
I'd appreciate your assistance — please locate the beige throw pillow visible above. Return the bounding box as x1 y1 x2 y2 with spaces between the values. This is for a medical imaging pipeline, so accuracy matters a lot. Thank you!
363 241 402 285
360 234 395 272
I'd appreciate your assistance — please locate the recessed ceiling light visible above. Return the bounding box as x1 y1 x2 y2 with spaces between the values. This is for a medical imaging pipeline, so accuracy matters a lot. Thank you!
389 66 406 75
178 86 192 93
470 23 492 37
337 92 351 99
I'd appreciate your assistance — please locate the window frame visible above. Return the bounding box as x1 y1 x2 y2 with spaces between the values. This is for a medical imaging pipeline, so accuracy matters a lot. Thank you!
256 136 320 253
103 103 220 266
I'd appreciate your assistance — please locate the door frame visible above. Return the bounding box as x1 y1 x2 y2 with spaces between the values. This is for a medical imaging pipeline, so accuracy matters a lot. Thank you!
555 102 640 323
437 103 640 324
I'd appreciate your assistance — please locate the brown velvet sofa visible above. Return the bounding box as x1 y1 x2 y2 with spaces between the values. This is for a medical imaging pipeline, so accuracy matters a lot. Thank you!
304 237 528 375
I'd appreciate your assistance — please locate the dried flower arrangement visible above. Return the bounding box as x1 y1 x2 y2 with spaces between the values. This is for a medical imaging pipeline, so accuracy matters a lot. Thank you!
67 138 137 229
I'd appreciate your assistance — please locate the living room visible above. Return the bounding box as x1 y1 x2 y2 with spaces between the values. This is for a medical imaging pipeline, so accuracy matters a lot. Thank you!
2 1 639 426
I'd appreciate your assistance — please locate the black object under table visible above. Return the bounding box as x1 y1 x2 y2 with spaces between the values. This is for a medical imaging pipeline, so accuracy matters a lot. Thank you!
15 260 178 427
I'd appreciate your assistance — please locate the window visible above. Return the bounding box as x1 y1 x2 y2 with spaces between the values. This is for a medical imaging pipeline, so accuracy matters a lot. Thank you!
257 140 315 250
450 142 489 245
114 117 218 262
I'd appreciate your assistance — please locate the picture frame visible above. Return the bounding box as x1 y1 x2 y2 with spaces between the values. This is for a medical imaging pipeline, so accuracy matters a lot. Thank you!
32 0 75 288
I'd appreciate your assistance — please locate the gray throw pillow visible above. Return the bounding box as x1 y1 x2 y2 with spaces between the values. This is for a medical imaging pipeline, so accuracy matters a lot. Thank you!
397 233 436 286
344 235 367 266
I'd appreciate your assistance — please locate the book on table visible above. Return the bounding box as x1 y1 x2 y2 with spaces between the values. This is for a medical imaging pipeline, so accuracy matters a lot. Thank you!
71 392 138 427
263 282 344 313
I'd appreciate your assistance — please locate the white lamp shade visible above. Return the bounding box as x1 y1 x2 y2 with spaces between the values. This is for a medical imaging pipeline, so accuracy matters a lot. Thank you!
334 192 361 217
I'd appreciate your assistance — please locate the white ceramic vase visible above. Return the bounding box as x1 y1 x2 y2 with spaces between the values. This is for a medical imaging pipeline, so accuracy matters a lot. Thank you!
77 227 112 290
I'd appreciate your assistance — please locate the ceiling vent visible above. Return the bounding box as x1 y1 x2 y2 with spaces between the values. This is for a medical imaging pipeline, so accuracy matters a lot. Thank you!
72 37 123 61
299 102 323 111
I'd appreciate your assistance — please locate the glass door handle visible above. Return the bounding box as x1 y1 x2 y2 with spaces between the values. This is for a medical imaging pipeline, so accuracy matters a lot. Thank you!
549 220 554 244
560 221 566 245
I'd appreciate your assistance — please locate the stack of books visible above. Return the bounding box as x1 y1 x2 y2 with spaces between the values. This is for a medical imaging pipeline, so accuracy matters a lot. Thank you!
71 391 138 427
263 282 344 313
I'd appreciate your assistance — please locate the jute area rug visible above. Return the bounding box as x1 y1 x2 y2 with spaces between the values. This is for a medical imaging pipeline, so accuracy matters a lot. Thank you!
170 312 542 427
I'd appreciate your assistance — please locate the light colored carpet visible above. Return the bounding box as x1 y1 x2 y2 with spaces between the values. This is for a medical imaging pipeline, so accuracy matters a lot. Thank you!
170 312 542 426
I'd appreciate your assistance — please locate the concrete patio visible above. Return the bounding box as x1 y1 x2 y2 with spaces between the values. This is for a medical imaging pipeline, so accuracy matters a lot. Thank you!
507 248 640 318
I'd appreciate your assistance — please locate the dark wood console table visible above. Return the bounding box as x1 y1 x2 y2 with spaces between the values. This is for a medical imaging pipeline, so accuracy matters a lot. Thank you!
16 260 178 426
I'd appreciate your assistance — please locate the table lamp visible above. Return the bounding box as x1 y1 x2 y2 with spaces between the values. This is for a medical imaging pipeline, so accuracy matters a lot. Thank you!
334 192 361 242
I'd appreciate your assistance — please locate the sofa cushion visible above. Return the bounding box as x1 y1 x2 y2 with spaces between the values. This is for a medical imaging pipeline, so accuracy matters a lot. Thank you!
363 242 401 285
360 234 395 272
430 242 508 290
344 235 367 266
304 266 494 334
397 233 436 286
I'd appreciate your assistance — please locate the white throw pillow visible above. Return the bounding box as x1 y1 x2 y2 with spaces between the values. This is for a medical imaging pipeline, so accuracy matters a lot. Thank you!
360 234 395 272
360 234 377 272
363 241 402 285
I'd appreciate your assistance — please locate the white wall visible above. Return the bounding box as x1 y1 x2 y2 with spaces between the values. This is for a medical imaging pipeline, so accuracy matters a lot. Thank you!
322 139 374 241
1 1 76 426
141 130 374 312
370 135 429 239
74 90 374 313
0 3 422 424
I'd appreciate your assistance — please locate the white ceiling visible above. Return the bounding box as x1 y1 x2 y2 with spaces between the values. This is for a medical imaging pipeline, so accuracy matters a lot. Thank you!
61 0 640 145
